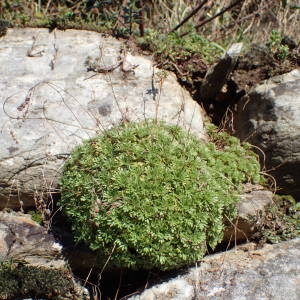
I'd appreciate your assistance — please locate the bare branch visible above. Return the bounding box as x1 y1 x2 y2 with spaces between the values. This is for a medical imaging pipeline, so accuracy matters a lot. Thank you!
169 0 209 34
180 0 245 37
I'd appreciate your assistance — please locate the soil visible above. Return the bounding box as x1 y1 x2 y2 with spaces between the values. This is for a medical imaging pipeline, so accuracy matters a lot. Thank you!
125 35 300 128
233 45 300 92
149 42 300 128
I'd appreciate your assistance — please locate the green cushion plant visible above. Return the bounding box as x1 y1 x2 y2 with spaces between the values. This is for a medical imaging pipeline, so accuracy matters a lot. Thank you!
59 121 262 270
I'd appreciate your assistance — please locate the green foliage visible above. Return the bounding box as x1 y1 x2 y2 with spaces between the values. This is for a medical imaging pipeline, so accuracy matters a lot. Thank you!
59 121 262 270
138 30 224 65
0 260 73 299
206 124 263 185
253 195 300 243
0 0 142 35
266 30 290 61
27 210 43 224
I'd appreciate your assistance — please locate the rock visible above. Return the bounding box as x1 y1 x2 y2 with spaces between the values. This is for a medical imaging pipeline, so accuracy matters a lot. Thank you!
224 184 273 243
0 211 89 299
237 44 274 71
129 238 300 300
200 42 243 101
0 28 206 210
0 211 59 262
235 69 300 200
200 43 244 124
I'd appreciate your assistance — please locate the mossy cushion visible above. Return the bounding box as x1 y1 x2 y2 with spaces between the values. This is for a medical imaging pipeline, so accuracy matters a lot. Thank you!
59 121 261 270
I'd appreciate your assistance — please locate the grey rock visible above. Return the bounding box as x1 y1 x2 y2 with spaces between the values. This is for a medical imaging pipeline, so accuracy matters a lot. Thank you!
0 28 206 209
0 211 60 262
200 43 242 101
129 238 300 300
235 69 300 200
0 211 89 299
224 184 273 243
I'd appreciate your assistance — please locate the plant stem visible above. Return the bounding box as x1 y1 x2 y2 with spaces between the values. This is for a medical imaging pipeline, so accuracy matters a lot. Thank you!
180 0 244 38
169 0 209 34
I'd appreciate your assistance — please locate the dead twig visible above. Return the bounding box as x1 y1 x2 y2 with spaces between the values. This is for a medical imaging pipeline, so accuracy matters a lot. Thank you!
136 0 145 37
114 269 123 300
169 0 209 34
180 0 245 37
85 45 138 80
27 35 44 57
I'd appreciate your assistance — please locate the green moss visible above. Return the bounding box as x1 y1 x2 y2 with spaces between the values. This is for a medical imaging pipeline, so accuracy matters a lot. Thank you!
0 260 74 299
138 30 224 66
266 30 290 61
27 210 43 224
59 121 262 270
253 195 300 243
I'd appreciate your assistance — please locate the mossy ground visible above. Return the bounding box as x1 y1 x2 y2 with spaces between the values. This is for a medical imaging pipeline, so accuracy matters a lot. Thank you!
0 260 74 299
252 195 300 244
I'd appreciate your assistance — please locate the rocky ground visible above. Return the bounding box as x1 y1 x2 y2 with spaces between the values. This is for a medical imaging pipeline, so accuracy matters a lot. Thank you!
146 39 300 127
129 238 300 300
0 25 299 299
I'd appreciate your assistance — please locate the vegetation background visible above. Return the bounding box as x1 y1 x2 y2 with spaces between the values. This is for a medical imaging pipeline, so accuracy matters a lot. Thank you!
1 1 299 299
1 1 299 57
1 1 299 95
1 0 299 251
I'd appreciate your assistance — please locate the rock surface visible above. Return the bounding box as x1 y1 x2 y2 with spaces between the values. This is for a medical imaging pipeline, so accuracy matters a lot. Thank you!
235 69 300 200
0 211 58 262
0 211 89 299
129 238 300 300
200 43 242 101
223 184 273 243
0 28 206 209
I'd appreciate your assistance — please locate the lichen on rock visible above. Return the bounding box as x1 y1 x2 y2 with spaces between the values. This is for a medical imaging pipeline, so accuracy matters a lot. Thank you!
0 260 74 299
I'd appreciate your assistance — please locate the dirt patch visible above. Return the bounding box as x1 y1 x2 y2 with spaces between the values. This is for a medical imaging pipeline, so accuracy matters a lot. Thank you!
233 44 300 93
162 43 300 127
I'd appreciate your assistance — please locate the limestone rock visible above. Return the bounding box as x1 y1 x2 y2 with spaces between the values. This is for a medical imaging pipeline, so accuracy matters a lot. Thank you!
0 211 89 299
200 43 243 101
0 28 206 209
129 238 300 300
224 184 273 243
235 69 300 200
